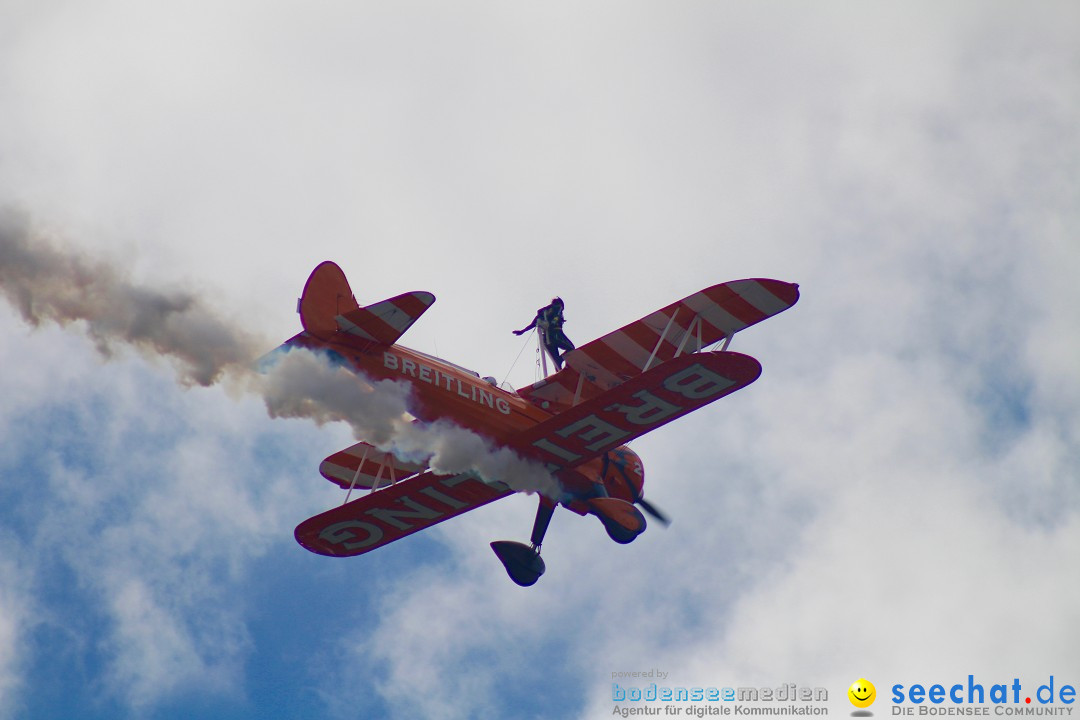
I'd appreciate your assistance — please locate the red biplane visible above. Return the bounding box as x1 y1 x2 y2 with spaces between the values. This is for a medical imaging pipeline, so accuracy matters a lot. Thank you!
285 262 799 585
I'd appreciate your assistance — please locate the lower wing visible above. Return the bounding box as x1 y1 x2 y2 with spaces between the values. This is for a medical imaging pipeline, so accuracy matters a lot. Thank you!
295 471 512 557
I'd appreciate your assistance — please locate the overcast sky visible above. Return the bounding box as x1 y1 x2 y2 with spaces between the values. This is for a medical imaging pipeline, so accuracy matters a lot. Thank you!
1 2 1078 719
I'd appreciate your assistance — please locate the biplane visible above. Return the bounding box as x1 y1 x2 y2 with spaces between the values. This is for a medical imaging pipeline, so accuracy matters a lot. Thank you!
286 262 799 585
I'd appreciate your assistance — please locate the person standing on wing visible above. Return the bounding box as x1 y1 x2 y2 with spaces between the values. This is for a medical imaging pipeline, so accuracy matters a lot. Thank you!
513 297 575 370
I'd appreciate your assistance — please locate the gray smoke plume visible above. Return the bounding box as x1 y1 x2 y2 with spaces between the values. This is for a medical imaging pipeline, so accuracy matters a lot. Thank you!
0 209 559 496
0 210 262 386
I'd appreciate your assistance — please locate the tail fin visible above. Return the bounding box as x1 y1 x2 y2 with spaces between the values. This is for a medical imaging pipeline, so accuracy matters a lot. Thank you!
298 261 435 345
299 261 358 339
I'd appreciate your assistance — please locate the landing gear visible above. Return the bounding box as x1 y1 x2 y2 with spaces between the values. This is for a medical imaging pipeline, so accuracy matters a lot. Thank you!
490 541 545 586
490 497 555 587
490 492 652 585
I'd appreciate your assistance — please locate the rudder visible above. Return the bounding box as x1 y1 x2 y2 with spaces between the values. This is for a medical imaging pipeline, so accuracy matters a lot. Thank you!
299 261 359 340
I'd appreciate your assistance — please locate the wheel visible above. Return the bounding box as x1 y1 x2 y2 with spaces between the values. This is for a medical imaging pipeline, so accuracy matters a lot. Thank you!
490 541 546 586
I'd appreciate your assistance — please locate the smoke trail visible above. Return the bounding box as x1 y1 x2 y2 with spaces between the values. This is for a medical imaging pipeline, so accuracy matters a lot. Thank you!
0 210 262 387
256 350 562 494
0 209 558 496
389 419 562 496
255 348 411 447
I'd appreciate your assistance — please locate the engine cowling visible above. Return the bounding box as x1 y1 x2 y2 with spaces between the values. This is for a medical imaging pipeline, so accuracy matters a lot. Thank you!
599 446 644 503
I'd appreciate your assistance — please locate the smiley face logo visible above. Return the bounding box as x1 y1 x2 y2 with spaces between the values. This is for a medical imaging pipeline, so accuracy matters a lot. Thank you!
848 678 876 708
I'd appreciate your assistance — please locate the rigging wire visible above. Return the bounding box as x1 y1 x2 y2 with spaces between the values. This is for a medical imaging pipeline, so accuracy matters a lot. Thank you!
500 327 536 389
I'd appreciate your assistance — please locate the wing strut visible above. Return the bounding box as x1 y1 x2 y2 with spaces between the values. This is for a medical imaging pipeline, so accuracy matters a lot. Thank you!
643 308 680 373
343 449 401 504
366 454 398 495
673 315 704 359
342 444 371 504
571 372 586 406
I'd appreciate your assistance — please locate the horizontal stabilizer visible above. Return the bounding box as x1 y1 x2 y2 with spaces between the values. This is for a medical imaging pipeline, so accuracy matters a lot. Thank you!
320 441 427 489
336 291 435 346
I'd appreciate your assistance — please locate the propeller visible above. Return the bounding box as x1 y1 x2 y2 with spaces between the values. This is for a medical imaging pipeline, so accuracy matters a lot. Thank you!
635 497 671 526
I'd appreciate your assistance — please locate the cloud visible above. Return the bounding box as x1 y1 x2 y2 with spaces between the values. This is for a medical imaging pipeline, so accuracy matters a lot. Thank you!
102 577 245 708
1 355 299 711
0 546 34 720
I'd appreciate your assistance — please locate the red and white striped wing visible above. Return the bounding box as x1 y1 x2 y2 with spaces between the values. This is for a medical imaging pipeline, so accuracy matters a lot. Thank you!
517 279 798 409
296 471 512 557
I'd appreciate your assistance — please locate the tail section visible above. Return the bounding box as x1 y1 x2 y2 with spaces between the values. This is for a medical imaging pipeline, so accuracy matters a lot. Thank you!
299 261 358 339
298 261 435 346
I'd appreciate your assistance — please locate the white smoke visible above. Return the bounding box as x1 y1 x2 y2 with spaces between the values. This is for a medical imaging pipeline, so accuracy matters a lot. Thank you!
389 419 562 497
254 348 413 447
256 349 563 496
0 209 558 496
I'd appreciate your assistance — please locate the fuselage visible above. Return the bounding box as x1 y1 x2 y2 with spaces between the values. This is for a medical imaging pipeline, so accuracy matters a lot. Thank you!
286 331 551 439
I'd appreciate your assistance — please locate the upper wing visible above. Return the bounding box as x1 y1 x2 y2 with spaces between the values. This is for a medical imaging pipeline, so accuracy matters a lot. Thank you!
517 279 797 410
295 470 512 557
